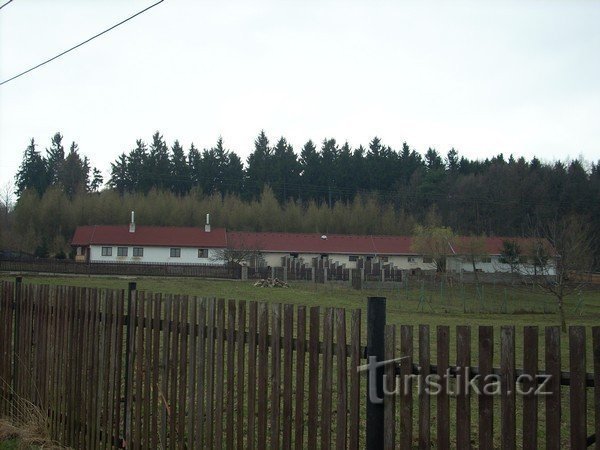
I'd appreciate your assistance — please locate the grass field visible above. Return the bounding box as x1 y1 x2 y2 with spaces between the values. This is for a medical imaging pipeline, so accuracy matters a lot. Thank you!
2 273 599 370
1 273 598 448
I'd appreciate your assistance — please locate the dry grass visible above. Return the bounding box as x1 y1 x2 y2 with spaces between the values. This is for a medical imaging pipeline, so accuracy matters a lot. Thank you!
0 381 65 450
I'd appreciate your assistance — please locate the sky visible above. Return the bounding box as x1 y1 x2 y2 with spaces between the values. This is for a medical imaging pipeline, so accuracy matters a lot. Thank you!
1 0 599 191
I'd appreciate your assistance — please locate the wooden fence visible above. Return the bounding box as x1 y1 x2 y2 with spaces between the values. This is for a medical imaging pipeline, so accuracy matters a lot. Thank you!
0 280 599 449
0 258 241 279
0 280 362 449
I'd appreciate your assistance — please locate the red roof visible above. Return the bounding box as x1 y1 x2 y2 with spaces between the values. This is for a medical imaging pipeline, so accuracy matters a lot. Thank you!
72 225 552 256
71 225 227 248
227 231 416 255
452 236 555 256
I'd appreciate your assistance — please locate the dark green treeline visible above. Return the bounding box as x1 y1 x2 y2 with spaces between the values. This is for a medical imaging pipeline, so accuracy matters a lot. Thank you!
6 130 600 265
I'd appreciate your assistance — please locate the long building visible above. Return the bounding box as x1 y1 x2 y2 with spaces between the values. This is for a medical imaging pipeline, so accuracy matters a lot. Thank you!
70 212 555 275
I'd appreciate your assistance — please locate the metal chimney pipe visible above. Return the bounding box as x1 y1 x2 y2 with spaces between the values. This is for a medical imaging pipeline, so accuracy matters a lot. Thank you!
129 210 136 233
205 213 211 232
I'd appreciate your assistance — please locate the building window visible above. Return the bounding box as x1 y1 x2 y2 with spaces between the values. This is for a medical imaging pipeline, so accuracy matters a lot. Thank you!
349 255 358 262
101 247 112 256
133 247 144 257
481 256 491 263
380 256 389 263
423 256 433 264
170 248 181 258
320 254 328 259
290 252 299 258
198 248 208 258
117 247 128 257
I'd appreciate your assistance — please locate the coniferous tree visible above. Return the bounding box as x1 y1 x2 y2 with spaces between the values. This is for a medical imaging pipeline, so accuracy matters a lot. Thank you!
245 131 272 199
60 142 89 199
45 132 65 186
15 139 48 196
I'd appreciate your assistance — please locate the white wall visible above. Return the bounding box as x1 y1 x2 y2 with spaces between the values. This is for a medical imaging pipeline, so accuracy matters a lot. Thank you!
89 245 226 265
447 255 557 275
259 251 437 271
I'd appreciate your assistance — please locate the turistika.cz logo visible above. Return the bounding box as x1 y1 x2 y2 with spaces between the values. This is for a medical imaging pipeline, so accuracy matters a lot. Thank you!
358 356 552 404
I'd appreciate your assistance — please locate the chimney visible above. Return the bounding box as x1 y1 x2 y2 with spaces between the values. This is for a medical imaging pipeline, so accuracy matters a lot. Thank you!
129 210 136 233
205 213 211 232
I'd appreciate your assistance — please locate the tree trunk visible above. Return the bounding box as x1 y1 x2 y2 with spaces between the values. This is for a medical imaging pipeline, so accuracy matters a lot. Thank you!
471 258 480 286
557 294 567 332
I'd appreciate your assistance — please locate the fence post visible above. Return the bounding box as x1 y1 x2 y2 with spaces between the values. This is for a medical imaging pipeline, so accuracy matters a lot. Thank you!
366 296 386 450
123 281 137 448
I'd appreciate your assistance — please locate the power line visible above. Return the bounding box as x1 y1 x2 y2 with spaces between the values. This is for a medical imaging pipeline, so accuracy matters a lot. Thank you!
0 0 14 11
0 0 164 86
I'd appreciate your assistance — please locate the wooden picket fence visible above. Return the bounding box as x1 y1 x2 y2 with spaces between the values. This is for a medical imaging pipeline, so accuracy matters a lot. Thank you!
381 324 600 449
0 279 599 449
0 280 362 449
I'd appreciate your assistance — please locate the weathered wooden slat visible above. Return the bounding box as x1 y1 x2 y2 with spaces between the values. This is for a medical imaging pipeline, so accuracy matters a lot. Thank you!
436 325 450 450
236 301 246 450
400 325 414 450
592 327 600 450
0 283 10 415
246 301 258 450
500 326 516 450
114 290 126 449
142 293 153 450
151 294 162 450
195 298 207 448
204 298 216 448
282 304 294 450
478 326 494 449
335 308 348 450
67 287 78 446
456 325 471 450
418 325 430 450
73 287 85 448
106 290 120 450
569 326 587 450
160 294 173 448
307 306 320 449
257 302 269 449
545 326 561 450
321 307 334 449
270 303 282 450
215 299 226 448
384 324 396 450
226 299 236 450
134 291 145 450
89 288 100 449
350 309 362 450
294 306 307 450
169 297 182 448
522 326 538 450
186 297 198 450
178 297 190 449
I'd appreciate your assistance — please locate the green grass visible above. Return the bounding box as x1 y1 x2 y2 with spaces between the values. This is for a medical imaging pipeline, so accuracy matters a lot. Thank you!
0 439 18 450
2 273 599 370
1 273 598 448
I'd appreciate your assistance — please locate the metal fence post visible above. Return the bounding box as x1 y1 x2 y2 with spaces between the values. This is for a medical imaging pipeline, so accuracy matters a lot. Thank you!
366 296 386 450
123 281 137 447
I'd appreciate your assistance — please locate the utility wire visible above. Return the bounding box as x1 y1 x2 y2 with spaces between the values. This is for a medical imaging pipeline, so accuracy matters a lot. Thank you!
0 0 164 86
0 0 13 11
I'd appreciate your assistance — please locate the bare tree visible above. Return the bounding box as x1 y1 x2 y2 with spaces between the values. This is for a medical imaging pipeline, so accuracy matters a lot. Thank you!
457 235 487 285
522 215 594 332
211 235 265 267
412 225 455 272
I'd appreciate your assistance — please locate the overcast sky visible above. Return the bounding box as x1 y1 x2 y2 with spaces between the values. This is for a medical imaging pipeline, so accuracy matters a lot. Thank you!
1 0 599 190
